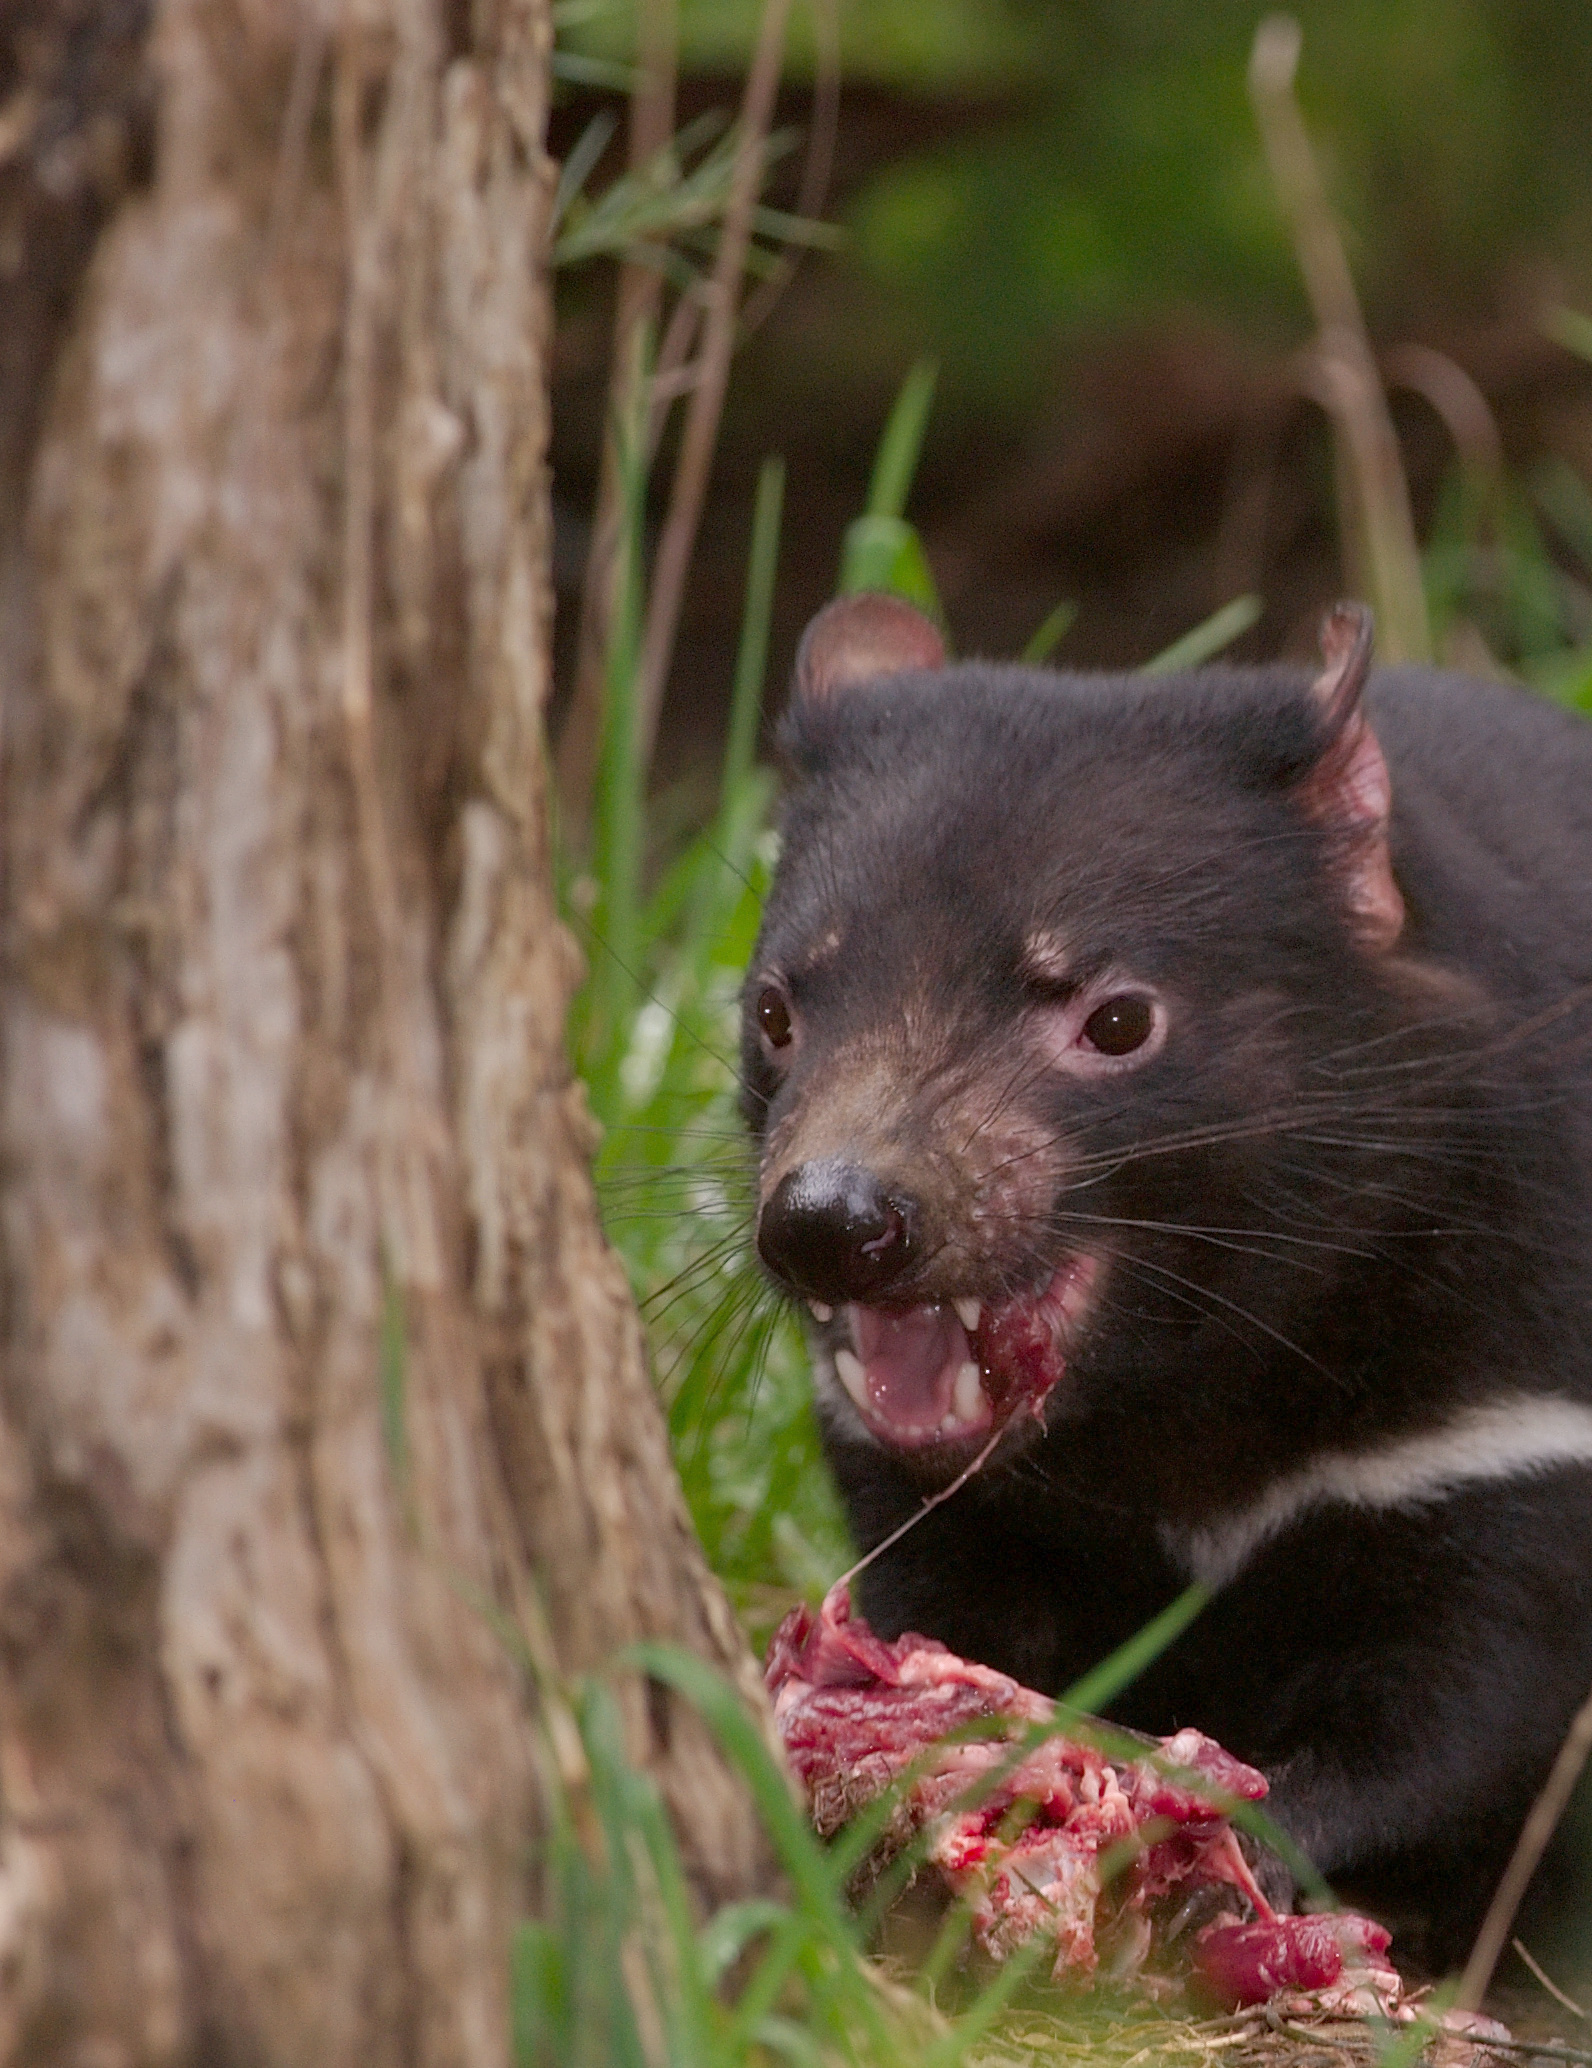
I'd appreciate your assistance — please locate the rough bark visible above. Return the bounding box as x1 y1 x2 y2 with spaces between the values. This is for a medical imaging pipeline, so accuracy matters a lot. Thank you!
0 0 770 2060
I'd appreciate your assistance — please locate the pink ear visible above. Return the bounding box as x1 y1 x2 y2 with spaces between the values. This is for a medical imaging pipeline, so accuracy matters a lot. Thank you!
1300 603 1404 950
794 593 946 704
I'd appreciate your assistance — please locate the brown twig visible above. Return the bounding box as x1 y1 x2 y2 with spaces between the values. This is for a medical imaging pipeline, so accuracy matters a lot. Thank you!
556 0 680 850
1511 1938 1591 2023
647 1 839 405
1380 342 1506 670
633 0 795 772
737 0 840 337
1381 343 1503 487
1455 1675 1592 2013
646 281 708 433
1446 2038 1592 2065
556 0 835 839
1248 17 1430 663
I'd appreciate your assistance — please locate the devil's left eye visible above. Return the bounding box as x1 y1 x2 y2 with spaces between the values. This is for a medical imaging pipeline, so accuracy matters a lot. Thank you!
757 985 794 1051
1081 995 1154 1056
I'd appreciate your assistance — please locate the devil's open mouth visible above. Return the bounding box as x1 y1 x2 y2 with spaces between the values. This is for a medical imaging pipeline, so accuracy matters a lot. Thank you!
822 1257 1097 1451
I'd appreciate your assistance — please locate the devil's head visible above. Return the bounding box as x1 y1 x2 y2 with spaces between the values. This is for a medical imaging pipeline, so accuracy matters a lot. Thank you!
741 596 1509 1509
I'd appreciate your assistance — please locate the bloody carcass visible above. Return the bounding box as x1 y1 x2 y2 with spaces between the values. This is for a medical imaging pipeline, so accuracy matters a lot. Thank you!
766 1583 1405 2013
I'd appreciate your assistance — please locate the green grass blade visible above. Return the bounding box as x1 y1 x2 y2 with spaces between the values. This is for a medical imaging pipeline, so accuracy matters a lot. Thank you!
621 1644 900 2060
1529 644 1592 713
1021 598 1077 663
1057 1581 1210 1713
589 353 652 1078
746 2013 828 2068
838 357 943 613
511 1918 568 2066
553 109 620 231
621 1764 720 2061
1546 306 1592 365
697 1897 789 1988
550 49 635 91
575 1684 670 2068
721 456 786 822
1142 595 1262 674
1223 1797 1336 1909
838 513 944 619
663 454 786 1008
623 1643 851 1934
723 1909 815 2056
1532 456 1592 576
378 1261 408 1497
920 1937 1051 2068
749 205 847 250
865 359 939 521
918 1886 980 1996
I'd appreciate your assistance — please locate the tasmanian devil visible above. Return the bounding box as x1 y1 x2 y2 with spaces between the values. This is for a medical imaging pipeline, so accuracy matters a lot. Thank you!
740 591 1592 1961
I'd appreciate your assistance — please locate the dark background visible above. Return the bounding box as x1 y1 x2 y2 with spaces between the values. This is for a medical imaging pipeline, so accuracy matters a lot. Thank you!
548 0 1592 798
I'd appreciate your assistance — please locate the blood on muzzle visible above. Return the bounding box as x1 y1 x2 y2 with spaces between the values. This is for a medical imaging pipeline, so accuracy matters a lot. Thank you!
757 1156 919 1305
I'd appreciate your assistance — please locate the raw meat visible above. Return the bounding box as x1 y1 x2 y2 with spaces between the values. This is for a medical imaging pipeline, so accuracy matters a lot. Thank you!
766 1583 1405 2012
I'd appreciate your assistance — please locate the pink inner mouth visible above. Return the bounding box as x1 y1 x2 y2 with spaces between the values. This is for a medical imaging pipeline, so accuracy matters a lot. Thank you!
830 1258 1096 1451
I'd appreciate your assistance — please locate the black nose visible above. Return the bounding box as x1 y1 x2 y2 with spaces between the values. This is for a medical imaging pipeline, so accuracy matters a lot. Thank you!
757 1158 918 1304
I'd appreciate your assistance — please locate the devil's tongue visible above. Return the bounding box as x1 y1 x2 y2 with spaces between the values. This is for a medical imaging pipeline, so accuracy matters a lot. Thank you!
850 1304 974 1433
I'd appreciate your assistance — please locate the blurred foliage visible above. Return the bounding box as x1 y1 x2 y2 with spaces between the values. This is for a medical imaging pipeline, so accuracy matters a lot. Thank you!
547 10 1592 2044
837 358 946 616
512 1635 960 2068
1418 315 1592 701
563 0 1592 408
562 0 1039 90
851 0 1592 399
567 446 853 1645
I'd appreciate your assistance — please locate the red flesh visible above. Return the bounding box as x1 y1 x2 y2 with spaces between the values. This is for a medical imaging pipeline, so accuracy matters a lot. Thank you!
767 1585 1406 2012
837 1258 1097 1452
1195 1913 1393 2006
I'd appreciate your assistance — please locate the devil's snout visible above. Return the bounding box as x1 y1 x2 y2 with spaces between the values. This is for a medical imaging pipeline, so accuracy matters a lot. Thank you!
757 1157 919 1304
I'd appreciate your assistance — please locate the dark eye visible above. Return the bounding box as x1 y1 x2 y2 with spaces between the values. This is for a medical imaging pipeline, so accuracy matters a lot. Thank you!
1081 995 1154 1056
757 984 793 1051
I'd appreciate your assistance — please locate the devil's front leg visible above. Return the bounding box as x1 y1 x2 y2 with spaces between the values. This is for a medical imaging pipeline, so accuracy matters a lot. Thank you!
826 1431 1191 1697
1132 1475 1592 1959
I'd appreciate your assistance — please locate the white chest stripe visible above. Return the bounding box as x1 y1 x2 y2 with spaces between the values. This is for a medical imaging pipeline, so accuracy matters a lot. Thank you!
1163 1396 1592 1591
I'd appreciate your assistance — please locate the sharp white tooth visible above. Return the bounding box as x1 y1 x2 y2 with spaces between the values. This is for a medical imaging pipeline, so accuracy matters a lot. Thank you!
834 1348 869 1409
954 1298 981 1333
809 1301 833 1324
953 1360 983 1423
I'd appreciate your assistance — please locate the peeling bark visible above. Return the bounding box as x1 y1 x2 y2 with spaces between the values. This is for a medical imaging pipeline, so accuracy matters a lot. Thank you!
0 0 770 2059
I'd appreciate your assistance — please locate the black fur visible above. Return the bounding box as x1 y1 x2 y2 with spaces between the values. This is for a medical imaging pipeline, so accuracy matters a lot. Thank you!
742 650 1592 1963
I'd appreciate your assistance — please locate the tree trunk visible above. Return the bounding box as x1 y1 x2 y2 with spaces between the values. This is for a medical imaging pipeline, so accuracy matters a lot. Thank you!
0 1 770 2060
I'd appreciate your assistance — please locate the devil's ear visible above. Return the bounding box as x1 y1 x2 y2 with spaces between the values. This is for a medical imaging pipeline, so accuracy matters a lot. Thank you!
793 593 946 705
1298 602 1404 950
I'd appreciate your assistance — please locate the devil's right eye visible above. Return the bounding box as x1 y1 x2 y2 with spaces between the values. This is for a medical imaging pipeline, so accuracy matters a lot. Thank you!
1081 994 1155 1056
757 985 794 1051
